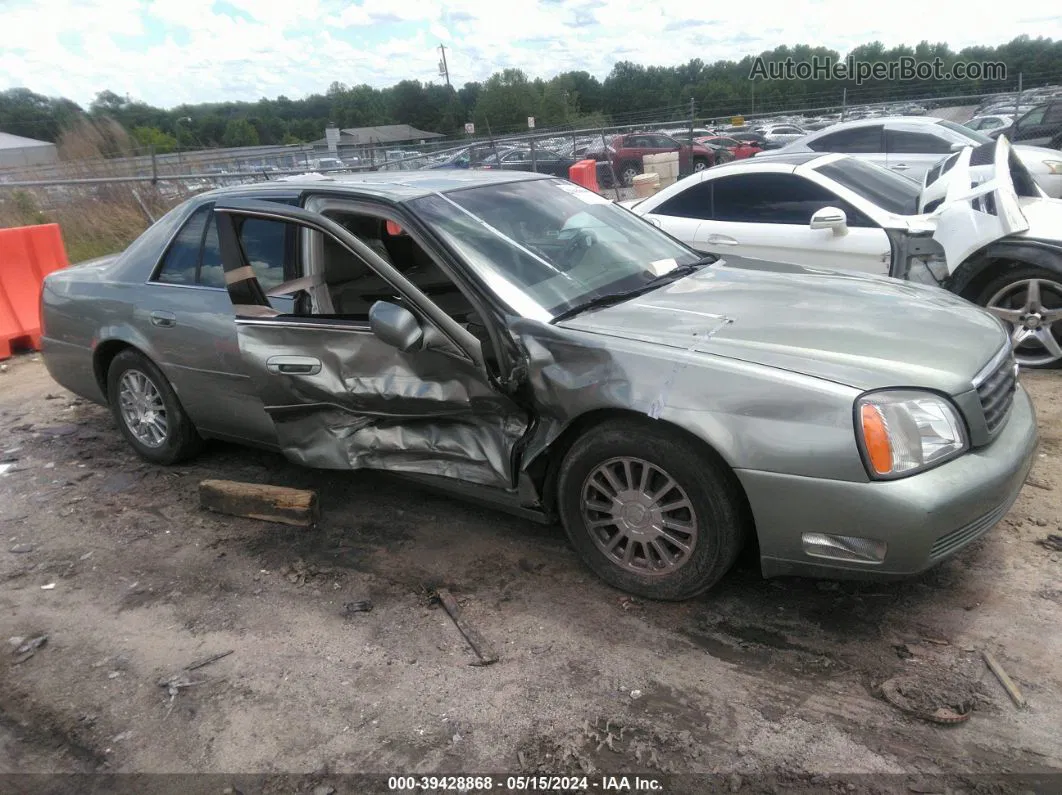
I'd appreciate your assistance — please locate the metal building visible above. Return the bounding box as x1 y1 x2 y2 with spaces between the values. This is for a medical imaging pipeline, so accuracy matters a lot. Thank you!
0 131 59 169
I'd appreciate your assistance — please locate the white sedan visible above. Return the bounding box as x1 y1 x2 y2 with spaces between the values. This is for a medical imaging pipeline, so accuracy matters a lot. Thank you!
625 139 1062 368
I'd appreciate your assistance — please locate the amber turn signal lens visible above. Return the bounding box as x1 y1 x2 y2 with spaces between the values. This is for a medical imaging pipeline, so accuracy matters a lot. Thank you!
860 403 893 475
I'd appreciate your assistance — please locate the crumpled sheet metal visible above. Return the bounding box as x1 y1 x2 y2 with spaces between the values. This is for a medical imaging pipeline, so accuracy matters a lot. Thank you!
238 322 528 487
510 318 866 484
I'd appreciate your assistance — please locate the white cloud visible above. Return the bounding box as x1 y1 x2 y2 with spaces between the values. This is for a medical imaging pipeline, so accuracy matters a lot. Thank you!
1 0 1060 109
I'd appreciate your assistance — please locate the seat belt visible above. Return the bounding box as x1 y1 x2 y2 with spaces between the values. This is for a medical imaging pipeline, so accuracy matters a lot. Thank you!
265 273 335 314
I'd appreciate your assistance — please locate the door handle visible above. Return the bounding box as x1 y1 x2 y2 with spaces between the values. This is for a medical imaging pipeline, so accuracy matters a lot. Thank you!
266 355 322 376
891 164 909 171
150 310 176 328
703 234 739 245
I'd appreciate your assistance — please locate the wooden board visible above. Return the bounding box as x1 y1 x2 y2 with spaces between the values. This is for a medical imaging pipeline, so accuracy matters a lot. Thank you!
436 588 499 666
198 479 319 527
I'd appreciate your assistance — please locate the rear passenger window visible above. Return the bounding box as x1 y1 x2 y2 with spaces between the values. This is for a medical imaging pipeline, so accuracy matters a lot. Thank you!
155 207 208 284
885 130 953 154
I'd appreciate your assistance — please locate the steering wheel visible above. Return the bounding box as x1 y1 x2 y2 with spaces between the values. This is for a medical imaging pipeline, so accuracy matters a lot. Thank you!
558 229 597 270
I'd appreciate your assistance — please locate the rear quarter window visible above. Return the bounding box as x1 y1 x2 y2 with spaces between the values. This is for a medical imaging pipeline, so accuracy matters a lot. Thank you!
154 206 209 285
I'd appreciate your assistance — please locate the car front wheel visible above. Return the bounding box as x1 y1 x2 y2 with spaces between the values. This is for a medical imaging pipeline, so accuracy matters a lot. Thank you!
978 265 1062 368
107 349 203 464
557 420 747 601
693 158 709 171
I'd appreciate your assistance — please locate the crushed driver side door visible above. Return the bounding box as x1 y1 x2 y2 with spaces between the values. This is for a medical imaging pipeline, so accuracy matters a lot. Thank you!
213 199 529 489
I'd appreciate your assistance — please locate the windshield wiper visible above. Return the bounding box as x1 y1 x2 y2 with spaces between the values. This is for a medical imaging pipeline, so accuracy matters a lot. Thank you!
551 257 714 323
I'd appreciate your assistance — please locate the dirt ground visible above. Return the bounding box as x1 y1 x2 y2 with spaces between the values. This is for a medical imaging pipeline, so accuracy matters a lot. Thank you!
2 353 1062 793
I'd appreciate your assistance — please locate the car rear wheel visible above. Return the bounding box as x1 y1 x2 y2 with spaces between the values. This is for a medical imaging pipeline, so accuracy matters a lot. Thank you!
693 158 709 171
107 349 203 464
619 162 641 187
978 266 1062 368
557 420 747 601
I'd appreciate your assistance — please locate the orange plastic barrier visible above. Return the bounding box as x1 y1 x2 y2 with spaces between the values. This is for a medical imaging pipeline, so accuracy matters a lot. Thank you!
567 159 600 193
0 223 69 360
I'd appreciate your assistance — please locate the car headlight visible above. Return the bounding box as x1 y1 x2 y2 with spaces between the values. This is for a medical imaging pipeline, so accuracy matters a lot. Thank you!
856 390 968 479
1044 160 1062 175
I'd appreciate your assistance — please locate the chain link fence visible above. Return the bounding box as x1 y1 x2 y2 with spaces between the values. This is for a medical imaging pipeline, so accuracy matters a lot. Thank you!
2 82 1060 260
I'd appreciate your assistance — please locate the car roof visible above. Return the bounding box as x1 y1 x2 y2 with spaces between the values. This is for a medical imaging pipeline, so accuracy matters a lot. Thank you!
735 152 825 166
806 115 944 133
202 169 552 202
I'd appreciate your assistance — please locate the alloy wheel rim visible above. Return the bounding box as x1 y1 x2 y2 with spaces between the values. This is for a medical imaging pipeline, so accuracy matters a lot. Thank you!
986 278 1062 367
580 456 699 576
118 369 168 448
622 167 639 185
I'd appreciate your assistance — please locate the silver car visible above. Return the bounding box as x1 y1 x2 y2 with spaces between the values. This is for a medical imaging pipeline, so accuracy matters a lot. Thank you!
40 171 1038 600
767 116 1062 198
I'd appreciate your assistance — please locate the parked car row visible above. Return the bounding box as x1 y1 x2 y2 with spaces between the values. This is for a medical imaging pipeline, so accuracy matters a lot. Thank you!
624 135 1062 368
760 116 1062 198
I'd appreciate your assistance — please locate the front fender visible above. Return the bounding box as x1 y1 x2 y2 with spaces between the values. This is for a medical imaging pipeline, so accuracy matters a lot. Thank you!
510 318 866 484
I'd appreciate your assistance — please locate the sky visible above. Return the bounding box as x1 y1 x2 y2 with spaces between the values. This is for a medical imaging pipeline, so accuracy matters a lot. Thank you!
1 0 1061 109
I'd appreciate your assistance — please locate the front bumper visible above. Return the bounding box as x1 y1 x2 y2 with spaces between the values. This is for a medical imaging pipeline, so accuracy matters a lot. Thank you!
738 384 1038 580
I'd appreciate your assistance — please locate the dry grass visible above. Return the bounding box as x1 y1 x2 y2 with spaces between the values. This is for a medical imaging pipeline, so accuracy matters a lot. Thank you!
1 120 193 262
0 184 185 263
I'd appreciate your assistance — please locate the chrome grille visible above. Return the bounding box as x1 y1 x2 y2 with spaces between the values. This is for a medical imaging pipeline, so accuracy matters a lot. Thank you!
974 346 1017 434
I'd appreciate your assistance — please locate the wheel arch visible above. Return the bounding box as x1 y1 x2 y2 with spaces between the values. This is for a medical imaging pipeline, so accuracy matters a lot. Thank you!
93 338 149 401
947 240 1062 302
526 408 756 538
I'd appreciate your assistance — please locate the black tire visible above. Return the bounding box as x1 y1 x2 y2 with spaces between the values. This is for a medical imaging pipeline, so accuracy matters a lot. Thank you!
693 158 710 171
556 420 748 601
619 161 641 187
107 349 203 464
975 264 1062 369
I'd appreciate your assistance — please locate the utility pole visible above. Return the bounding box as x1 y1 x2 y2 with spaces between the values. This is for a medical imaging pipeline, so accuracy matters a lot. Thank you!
438 44 451 88
1014 72 1023 135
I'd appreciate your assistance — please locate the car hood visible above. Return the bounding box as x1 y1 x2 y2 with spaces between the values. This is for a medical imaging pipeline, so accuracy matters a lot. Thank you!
556 256 1007 394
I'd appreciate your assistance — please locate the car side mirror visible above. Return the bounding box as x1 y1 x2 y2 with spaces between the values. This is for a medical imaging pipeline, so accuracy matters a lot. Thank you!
950 141 968 152
810 207 848 234
369 301 423 353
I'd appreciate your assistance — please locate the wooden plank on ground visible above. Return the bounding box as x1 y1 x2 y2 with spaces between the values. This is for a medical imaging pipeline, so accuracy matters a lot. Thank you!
436 588 499 666
198 479 319 527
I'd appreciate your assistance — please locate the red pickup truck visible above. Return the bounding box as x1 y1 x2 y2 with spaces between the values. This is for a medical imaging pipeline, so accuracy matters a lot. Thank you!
592 132 715 186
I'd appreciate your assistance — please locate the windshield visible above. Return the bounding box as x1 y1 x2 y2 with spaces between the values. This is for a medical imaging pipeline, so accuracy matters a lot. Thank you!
409 178 701 321
936 118 993 144
815 157 921 215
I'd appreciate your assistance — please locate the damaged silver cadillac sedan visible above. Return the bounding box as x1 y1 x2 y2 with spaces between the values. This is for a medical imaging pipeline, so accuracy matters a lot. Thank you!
40 171 1038 600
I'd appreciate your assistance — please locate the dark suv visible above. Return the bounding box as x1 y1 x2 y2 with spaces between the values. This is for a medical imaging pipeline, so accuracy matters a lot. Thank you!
991 100 1062 149
591 133 715 186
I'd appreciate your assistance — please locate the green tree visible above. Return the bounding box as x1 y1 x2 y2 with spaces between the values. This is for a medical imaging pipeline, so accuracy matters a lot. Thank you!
221 118 259 147
0 88 84 141
130 125 178 153
473 69 541 133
